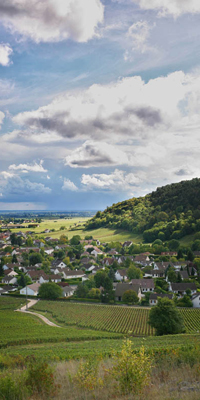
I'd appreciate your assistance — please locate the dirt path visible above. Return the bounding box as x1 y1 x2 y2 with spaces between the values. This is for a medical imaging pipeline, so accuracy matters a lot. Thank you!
16 299 61 328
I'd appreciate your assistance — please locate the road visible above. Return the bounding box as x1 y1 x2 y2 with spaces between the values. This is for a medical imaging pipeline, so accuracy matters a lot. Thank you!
16 299 61 328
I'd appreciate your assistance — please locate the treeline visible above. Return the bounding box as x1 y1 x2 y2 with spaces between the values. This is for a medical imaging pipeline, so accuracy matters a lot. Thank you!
86 178 200 243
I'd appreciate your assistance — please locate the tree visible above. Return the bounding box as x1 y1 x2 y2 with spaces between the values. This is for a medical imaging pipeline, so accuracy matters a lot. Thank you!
167 267 177 283
122 290 139 304
108 267 115 281
12 254 18 263
94 271 107 288
75 283 89 298
148 297 185 335
88 288 101 299
127 265 143 280
70 235 81 246
176 271 182 283
38 282 62 300
29 252 43 266
187 249 194 262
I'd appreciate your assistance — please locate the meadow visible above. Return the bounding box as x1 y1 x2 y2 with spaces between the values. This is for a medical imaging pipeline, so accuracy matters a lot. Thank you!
11 217 143 243
32 300 200 336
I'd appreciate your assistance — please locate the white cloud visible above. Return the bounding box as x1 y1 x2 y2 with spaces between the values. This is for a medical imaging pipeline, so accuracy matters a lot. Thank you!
62 178 78 191
9 160 47 173
0 44 13 66
81 169 142 193
126 21 152 55
0 171 51 195
0 111 5 129
0 0 104 43
134 0 200 17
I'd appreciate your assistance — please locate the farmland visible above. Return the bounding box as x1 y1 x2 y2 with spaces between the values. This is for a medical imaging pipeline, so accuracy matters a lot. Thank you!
1 297 200 365
10 217 143 243
32 301 200 335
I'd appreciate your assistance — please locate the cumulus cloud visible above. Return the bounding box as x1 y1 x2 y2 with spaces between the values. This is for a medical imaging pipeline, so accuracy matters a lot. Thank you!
0 171 51 195
13 74 170 142
0 0 104 43
81 169 142 193
9 160 47 173
124 21 153 59
134 0 200 17
0 111 5 129
62 178 78 191
0 44 13 66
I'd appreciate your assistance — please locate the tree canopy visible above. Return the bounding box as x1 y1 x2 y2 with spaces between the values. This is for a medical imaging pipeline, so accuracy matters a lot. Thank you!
38 282 62 300
148 297 185 335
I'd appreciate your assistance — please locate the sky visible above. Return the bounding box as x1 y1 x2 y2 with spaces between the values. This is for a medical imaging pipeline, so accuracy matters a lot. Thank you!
0 0 200 211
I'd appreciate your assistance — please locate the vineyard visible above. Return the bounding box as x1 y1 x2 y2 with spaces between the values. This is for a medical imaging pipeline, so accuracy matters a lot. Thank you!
32 301 200 335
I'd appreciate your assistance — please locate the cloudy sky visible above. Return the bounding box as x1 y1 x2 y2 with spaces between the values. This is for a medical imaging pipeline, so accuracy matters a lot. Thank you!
0 0 200 211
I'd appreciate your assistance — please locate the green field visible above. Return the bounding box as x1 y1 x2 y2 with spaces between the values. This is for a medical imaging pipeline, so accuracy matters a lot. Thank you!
32 301 200 336
11 217 143 243
1 297 200 364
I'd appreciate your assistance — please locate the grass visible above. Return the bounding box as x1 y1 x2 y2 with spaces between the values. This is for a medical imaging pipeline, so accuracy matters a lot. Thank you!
11 217 144 243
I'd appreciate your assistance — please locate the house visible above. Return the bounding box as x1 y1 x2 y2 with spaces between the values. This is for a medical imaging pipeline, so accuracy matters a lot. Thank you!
0 285 18 294
130 279 155 292
170 282 197 296
27 270 47 282
62 269 85 279
38 274 62 284
83 264 96 272
191 293 200 308
20 283 41 296
102 257 115 266
149 293 173 306
115 269 128 281
115 283 141 301
62 285 75 297
91 247 104 258
4 269 18 277
44 247 54 255
161 252 177 256
2 276 17 285
175 270 189 280
51 259 66 269
134 255 150 266
152 268 166 278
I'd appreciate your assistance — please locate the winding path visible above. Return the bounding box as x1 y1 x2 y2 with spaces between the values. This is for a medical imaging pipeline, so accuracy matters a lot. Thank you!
16 299 61 328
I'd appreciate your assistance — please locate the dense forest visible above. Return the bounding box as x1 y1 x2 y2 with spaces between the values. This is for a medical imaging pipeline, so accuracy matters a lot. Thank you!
86 178 200 243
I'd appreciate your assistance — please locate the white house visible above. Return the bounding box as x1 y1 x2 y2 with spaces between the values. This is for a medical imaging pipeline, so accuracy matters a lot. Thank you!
91 248 103 258
44 247 54 255
20 283 41 296
170 282 197 296
62 270 85 279
191 293 200 308
2 276 17 285
51 260 66 269
115 269 128 281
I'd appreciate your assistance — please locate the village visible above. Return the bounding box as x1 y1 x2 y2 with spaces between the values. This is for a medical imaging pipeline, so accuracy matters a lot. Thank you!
0 219 200 308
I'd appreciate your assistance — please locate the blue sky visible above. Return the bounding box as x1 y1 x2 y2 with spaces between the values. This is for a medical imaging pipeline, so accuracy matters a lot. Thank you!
0 0 200 210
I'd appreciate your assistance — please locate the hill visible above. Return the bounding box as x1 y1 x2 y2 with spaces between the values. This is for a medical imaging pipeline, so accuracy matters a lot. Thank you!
86 178 200 243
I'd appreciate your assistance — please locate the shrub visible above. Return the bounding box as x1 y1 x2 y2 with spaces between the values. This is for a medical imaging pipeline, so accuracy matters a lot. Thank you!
0 373 25 400
111 339 152 394
25 361 58 398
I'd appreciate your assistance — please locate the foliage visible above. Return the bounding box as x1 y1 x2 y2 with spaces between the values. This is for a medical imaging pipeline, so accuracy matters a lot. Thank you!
111 339 152 394
74 358 103 391
29 252 43 266
25 360 58 397
0 373 25 400
88 288 101 299
38 282 63 300
148 297 185 335
70 235 81 245
127 264 143 280
122 290 139 304
86 178 200 243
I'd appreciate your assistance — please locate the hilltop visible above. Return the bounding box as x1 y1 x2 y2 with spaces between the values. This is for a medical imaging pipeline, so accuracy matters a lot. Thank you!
86 178 200 243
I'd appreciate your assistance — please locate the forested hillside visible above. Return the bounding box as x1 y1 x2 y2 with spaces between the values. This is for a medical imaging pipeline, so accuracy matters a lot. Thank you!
86 178 200 243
